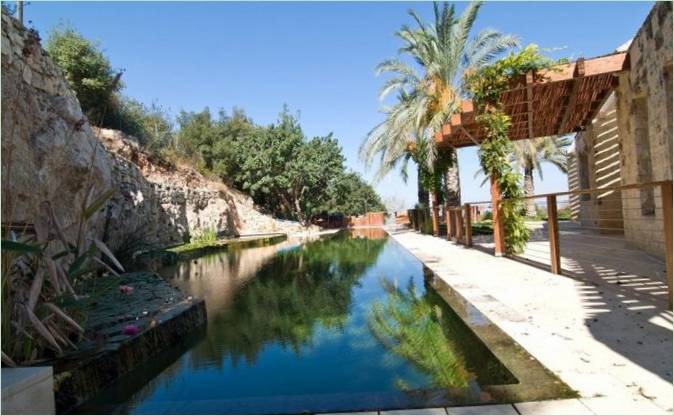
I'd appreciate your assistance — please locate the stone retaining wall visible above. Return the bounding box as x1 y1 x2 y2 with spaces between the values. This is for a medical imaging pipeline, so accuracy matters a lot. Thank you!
1 11 312 251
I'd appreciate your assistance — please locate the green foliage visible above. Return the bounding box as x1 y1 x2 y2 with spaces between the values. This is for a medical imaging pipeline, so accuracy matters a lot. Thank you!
45 26 122 125
115 99 175 153
173 107 384 223
194 232 387 365
558 206 571 221
369 279 472 389
190 228 218 245
361 1 519 206
318 172 386 216
45 26 175 152
2 189 124 364
46 25 383 224
465 44 564 254
471 220 493 235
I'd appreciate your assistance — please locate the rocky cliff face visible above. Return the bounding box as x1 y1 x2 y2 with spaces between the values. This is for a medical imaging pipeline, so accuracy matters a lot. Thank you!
1 13 114 243
95 128 311 247
1 13 310 250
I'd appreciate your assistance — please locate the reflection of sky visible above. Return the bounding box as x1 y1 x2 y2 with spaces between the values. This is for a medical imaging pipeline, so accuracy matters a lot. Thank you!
102 234 504 414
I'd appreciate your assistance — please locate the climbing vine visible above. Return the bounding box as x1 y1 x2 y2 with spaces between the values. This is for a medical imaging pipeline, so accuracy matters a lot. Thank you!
465 45 565 254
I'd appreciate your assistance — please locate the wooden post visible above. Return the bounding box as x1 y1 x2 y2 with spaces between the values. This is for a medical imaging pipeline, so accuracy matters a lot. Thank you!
454 208 463 242
445 203 452 240
661 181 672 309
464 203 472 247
491 176 506 256
547 194 561 274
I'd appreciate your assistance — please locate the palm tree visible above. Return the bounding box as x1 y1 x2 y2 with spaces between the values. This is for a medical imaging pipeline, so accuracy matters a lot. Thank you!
510 136 571 216
362 88 431 207
361 1 519 213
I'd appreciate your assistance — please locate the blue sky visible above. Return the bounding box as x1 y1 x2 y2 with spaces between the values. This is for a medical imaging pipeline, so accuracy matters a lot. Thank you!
25 1 653 208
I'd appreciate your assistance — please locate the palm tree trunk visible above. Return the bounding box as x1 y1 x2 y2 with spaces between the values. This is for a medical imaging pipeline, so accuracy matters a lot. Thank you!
523 166 536 217
417 165 429 208
431 192 440 236
445 148 461 207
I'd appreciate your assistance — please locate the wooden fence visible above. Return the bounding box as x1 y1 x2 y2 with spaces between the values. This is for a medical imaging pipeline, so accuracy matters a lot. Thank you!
451 180 673 308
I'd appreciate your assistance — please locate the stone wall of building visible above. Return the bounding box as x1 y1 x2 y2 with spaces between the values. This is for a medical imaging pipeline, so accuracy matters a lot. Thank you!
567 93 624 233
1 12 311 251
614 2 672 258
569 3 672 259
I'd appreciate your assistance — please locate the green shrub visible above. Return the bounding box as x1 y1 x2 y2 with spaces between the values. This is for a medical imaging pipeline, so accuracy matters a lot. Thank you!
190 228 218 245
46 26 122 126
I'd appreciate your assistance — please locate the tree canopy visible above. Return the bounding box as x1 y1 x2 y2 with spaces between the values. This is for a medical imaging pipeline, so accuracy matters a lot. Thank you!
46 26 122 125
46 22 385 224
175 107 384 223
45 24 384 225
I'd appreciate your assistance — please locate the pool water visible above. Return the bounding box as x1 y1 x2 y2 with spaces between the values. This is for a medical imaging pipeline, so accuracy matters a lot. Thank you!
80 229 518 414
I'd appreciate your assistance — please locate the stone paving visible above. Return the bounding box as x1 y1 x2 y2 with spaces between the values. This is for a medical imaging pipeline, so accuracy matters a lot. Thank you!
378 227 672 416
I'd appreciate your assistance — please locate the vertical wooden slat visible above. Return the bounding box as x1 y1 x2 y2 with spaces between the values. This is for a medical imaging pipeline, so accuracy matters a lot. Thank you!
445 203 452 240
491 176 506 256
547 195 561 274
446 207 453 240
464 203 472 247
661 181 673 309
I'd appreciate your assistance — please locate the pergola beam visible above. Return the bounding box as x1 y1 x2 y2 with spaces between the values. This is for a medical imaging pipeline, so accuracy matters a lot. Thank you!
526 71 534 139
436 52 628 147
556 58 585 134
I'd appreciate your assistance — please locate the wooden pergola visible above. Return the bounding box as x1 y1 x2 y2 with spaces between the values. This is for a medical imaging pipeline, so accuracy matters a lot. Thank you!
431 52 630 256
434 52 628 147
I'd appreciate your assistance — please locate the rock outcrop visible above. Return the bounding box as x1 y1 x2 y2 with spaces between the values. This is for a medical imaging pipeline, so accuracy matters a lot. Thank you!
1 13 113 242
94 127 311 247
1 12 312 250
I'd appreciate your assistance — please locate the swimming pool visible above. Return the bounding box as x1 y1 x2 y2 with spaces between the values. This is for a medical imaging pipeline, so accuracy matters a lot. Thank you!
79 229 573 414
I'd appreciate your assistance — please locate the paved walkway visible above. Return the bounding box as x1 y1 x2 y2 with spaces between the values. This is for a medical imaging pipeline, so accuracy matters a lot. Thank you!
473 221 669 304
384 227 672 415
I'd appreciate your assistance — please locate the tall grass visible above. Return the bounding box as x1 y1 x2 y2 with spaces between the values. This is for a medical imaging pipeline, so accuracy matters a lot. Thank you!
1 136 124 365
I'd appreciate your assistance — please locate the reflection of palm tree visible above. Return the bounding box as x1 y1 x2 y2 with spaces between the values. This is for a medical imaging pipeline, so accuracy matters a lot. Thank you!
193 233 388 367
369 279 472 389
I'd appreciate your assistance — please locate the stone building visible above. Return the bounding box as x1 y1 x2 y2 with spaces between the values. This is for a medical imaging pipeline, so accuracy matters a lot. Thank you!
568 2 672 259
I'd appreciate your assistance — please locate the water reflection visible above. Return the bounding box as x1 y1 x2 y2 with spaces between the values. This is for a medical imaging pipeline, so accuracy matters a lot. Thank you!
369 277 516 392
80 229 518 414
370 279 472 389
189 232 388 366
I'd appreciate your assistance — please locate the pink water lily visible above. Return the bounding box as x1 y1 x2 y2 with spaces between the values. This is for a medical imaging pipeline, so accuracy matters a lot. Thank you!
122 324 140 336
119 285 134 294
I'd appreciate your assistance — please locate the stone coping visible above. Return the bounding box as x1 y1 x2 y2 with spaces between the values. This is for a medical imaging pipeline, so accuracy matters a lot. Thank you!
1 366 53 398
385 227 672 414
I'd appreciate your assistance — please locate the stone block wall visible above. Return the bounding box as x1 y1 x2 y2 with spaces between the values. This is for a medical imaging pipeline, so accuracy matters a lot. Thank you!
569 3 672 259
1 13 113 243
614 2 672 258
567 94 624 233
